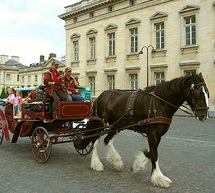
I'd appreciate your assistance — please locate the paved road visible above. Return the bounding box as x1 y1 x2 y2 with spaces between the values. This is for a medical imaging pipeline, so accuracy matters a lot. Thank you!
0 116 214 193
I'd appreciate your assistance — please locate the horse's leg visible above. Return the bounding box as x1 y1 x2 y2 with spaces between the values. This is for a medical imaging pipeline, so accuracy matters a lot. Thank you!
105 132 123 171
148 132 172 187
91 138 104 172
131 148 150 173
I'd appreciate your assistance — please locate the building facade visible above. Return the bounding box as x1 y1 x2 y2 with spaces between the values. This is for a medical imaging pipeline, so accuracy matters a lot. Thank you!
59 0 215 104
0 54 65 94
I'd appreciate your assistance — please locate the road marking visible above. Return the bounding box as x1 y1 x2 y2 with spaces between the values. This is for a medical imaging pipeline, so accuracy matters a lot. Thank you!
165 136 215 146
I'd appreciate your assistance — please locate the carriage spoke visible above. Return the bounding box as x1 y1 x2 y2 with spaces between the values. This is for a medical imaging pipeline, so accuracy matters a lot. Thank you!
32 127 52 163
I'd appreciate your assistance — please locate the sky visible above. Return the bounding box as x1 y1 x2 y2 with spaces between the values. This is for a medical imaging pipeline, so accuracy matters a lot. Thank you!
0 0 80 66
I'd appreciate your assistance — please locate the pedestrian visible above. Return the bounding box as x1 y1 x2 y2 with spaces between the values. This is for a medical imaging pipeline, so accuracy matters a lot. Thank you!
61 67 84 102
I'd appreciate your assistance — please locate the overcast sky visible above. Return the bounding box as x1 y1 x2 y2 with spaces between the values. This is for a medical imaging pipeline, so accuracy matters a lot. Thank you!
0 0 80 66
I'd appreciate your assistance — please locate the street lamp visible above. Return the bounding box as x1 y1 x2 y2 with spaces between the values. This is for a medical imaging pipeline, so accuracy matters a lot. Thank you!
139 45 156 87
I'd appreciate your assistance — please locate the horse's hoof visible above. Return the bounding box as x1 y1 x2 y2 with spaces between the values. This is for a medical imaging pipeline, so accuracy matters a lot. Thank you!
91 162 104 172
151 175 172 188
113 159 123 171
91 165 104 172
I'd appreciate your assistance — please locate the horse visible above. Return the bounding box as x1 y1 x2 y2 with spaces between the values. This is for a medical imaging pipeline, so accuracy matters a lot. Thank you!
77 73 209 187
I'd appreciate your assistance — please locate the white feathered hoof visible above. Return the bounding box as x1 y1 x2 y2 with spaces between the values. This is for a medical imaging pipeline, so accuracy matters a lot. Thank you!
151 169 172 187
113 158 124 171
91 158 104 172
151 174 172 187
131 151 150 173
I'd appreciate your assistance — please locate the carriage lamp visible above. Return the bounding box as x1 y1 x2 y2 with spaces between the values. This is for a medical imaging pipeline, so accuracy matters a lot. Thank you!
139 45 156 87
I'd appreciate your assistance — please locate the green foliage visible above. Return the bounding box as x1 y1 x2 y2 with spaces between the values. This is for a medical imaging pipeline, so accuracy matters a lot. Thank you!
0 88 7 99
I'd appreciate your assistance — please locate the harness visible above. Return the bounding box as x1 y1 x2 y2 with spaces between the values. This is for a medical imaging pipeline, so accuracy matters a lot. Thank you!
90 81 209 136
91 89 173 134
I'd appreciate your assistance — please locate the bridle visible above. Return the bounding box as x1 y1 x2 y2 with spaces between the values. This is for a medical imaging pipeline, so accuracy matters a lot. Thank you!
145 82 209 116
189 82 209 111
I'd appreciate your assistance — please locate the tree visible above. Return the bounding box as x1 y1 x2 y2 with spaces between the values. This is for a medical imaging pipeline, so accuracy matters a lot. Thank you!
0 88 7 99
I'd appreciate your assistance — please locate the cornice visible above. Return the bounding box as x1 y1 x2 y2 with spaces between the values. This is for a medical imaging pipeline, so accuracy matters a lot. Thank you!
86 28 98 35
150 11 168 20
125 18 141 26
59 0 120 20
179 5 200 14
64 0 173 30
104 23 118 31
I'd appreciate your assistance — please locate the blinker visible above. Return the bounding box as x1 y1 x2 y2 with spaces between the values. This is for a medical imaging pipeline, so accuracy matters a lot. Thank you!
191 84 195 90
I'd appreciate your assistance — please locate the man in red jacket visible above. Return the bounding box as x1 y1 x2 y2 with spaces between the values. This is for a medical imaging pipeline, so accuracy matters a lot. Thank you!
61 67 84 102
43 61 67 114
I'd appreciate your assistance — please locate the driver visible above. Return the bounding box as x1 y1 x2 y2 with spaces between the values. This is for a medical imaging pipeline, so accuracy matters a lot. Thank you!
43 61 67 115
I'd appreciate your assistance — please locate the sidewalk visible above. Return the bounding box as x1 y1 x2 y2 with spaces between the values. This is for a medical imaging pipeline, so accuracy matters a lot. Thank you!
174 104 215 118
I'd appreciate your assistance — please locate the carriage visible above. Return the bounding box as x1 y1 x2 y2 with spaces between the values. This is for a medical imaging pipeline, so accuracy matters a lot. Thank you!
0 85 93 162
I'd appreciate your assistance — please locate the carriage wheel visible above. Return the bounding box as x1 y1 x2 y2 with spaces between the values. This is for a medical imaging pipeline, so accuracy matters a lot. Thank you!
73 124 93 156
0 119 4 145
32 126 52 163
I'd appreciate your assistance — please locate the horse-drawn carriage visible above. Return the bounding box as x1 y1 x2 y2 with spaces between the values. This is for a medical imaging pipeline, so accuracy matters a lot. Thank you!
0 74 209 187
0 85 93 162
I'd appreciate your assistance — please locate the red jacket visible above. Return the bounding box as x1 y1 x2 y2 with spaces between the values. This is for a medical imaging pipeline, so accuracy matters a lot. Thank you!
44 68 60 96
61 75 81 96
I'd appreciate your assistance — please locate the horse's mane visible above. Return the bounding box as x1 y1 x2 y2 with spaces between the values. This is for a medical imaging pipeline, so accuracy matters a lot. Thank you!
143 75 201 100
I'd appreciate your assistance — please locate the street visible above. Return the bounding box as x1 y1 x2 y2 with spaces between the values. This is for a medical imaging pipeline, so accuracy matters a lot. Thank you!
0 116 214 193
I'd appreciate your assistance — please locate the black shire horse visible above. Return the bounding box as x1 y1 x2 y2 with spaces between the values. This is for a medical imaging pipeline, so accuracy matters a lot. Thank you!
81 73 209 187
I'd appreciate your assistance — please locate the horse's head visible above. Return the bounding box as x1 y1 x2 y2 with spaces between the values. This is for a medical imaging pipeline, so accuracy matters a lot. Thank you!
185 73 209 122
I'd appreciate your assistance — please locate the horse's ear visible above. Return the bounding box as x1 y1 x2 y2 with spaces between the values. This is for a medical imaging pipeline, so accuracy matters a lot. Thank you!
199 72 203 78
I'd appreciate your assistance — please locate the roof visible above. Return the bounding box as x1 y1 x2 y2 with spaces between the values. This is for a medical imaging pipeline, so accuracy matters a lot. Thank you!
5 59 26 67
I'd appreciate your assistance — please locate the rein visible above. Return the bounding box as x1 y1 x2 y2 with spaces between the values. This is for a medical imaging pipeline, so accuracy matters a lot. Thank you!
144 92 193 116
89 81 208 137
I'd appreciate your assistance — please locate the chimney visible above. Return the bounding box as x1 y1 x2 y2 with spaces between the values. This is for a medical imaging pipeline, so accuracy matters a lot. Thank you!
0 55 9 63
40 55 45 62
11 56 19 62
48 53 56 60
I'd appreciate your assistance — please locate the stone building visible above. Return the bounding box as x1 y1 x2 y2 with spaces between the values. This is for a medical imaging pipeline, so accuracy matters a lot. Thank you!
0 54 65 94
59 0 215 104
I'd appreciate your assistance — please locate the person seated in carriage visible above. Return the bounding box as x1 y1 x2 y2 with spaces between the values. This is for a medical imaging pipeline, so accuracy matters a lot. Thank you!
61 67 84 102
43 61 67 114
21 91 37 104
6 88 19 116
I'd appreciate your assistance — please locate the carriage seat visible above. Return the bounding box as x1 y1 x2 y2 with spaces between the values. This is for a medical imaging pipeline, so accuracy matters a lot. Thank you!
14 114 22 121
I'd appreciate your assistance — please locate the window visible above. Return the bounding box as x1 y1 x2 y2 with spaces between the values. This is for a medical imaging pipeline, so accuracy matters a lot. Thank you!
89 76 95 96
130 28 138 53
89 37 96 59
130 0 136 6
35 75 38 82
185 15 196 45
184 70 196 76
107 75 115 90
73 17 77 23
108 33 115 56
28 76 31 84
130 74 138 90
108 5 113 12
17 75 19 81
90 12 94 18
155 72 165 86
155 22 164 49
73 41 79 61
22 76 24 83
6 74 10 81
